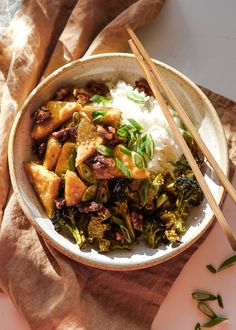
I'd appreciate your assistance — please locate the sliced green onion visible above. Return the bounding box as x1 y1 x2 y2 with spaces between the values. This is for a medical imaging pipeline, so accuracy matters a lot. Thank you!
96 145 114 157
197 302 217 319
145 134 154 160
192 292 217 301
127 118 143 131
115 157 131 178
217 294 224 308
92 115 104 124
156 193 168 208
78 163 96 184
131 151 144 168
68 146 77 171
202 317 228 327
90 94 112 105
72 111 80 128
119 145 132 156
96 185 109 203
126 91 145 104
120 225 132 243
195 323 201 330
218 255 236 272
139 180 149 206
91 110 106 117
206 264 217 273
117 125 132 140
82 185 97 202
111 216 125 226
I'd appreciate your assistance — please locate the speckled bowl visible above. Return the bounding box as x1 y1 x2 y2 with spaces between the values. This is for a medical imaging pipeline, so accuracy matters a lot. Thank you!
8 53 228 271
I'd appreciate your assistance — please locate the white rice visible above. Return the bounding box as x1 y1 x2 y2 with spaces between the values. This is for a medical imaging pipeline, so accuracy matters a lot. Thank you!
97 81 183 174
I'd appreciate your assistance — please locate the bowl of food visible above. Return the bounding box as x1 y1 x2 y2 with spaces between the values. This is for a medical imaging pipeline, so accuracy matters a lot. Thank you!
8 53 228 270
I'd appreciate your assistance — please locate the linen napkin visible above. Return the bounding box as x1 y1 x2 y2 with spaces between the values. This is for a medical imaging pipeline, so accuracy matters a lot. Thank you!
1 1 236 329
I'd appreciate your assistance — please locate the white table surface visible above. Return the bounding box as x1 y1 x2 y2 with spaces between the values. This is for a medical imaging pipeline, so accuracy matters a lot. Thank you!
1 0 236 329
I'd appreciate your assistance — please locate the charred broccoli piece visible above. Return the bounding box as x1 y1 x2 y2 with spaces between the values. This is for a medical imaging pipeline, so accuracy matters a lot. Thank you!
51 208 86 247
143 221 165 248
181 125 204 167
160 210 187 242
174 175 204 209
88 217 111 252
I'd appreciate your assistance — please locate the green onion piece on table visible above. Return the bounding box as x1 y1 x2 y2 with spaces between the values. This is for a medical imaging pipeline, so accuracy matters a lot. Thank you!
217 294 224 308
202 317 228 327
206 264 217 274
197 302 217 319
218 255 236 272
192 291 217 301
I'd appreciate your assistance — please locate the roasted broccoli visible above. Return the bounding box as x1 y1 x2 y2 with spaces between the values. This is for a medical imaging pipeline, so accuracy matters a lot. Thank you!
51 208 86 247
143 220 165 248
174 175 204 209
88 217 111 252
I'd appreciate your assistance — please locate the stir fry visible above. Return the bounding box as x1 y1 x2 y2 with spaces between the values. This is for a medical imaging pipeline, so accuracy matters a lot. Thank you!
25 80 204 252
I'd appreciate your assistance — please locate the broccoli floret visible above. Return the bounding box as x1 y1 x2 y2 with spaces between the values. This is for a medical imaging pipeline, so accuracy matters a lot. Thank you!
88 217 111 252
181 126 204 167
115 201 135 240
51 208 86 248
174 175 204 209
143 221 164 248
160 210 186 242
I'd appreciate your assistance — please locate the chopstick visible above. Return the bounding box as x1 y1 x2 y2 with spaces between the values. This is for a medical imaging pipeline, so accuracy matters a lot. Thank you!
127 27 236 251
127 26 236 205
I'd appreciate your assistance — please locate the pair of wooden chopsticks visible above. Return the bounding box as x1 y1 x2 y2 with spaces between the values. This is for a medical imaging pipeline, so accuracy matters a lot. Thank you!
126 26 236 251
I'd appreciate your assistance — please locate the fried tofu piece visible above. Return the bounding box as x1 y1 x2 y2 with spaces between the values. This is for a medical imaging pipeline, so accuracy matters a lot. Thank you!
55 142 75 176
32 101 81 140
43 136 62 171
24 162 61 218
75 117 103 167
83 106 121 128
64 170 87 206
114 145 150 179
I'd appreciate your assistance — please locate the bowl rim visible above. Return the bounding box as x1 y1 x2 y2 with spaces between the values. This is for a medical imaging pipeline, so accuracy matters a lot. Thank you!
8 52 229 271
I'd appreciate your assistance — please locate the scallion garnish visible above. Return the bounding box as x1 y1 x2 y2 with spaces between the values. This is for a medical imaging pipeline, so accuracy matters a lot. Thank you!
126 91 145 104
202 317 228 327
68 146 77 171
139 180 149 206
92 115 104 124
131 151 144 168
127 118 143 131
145 134 154 160
192 292 217 302
120 225 132 243
206 264 217 274
217 294 224 308
119 145 132 156
195 322 201 330
197 302 217 319
117 125 132 140
218 255 236 272
115 157 131 178
96 145 114 157
90 94 112 105
91 110 106 117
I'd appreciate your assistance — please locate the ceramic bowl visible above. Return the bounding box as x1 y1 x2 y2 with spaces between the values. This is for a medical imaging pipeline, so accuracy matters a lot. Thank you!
8 53 228 271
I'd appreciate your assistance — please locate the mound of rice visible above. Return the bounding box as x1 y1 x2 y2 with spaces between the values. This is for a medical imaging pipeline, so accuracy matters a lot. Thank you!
109 81 182 174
